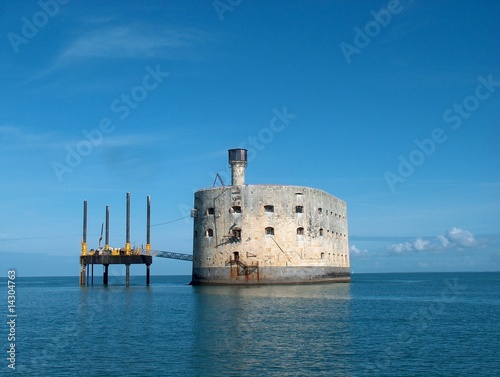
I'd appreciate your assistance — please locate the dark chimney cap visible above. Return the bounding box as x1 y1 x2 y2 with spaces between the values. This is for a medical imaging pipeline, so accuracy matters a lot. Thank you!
228 149 247 164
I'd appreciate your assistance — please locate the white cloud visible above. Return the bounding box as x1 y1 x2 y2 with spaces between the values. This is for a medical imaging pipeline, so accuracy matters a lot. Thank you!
437 235 451 248
445 227 477 248
388 242 413 253
82 15 118 24
60 27 181 61
0 125 57 149
32 25 213 79
388 238 430 254
1 125 168 153
0 125 19 135
56 26 211 65
414 237 430 251
350 244 369 255
100 134 167 148
387 228 479 254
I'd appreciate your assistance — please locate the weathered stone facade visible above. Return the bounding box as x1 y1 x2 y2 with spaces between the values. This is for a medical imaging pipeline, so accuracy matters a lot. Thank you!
191 183 350 284
190 149 350 285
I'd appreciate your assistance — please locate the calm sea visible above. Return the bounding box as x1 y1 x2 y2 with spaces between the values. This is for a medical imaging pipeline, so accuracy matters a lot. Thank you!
1 272 499 376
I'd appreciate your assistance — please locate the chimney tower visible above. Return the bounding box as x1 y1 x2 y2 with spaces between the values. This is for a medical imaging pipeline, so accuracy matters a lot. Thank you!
228 148 247 186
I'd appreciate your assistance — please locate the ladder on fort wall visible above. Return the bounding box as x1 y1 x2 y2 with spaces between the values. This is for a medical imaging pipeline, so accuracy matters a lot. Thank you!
226 256 259 277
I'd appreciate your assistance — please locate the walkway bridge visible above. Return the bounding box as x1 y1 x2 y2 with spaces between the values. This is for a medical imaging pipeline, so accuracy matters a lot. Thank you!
149 249 193 261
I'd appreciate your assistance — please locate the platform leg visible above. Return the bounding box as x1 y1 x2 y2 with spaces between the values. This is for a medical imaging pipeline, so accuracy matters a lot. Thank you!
103 264 109 285
126 264 130 286
80 265 86 286
146 264 150 286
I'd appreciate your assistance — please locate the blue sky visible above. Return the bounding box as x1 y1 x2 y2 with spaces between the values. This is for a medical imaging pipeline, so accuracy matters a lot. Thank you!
0 0 499 277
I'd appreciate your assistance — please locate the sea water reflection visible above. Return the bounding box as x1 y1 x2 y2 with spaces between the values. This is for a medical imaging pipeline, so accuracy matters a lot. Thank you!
8 274 498 376
190 283 352 376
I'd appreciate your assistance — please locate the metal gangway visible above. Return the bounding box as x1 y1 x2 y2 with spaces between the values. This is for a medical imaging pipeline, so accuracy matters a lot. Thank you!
149 249 193 261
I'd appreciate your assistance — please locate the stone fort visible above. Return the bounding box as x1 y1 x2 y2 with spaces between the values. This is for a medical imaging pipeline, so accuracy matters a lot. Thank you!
191 148 350 284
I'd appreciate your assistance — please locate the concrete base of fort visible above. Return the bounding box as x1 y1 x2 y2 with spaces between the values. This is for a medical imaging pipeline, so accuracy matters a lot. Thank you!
190 266 350 285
